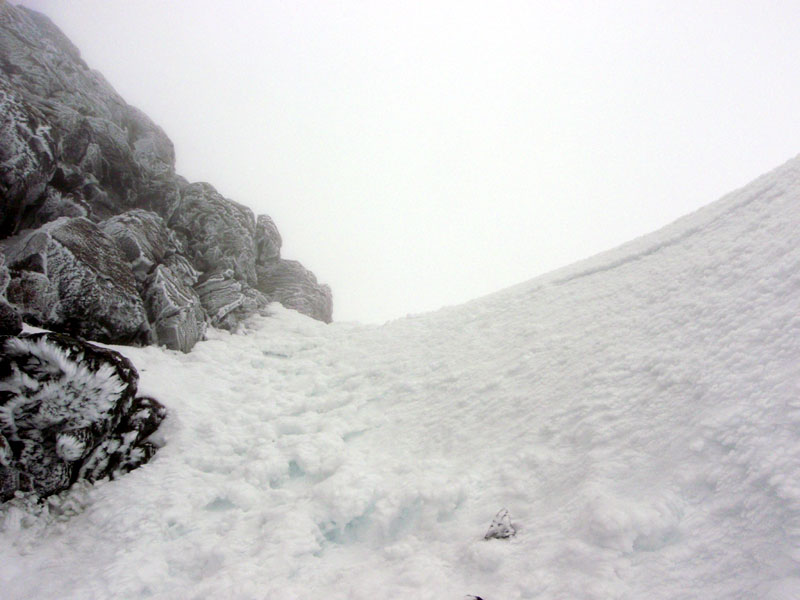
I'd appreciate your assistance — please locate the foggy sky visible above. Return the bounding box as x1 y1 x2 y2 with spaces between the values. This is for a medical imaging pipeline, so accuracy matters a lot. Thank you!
15 1 800 323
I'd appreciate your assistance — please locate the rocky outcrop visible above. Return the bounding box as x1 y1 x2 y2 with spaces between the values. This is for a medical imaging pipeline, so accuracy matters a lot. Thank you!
170 182 259 285
0 2 333 352
194 269 268 331
255 214 282 263
0 80 57 238
0 331 166 502
256 259 333 323
1 217 150 344
100 209 181 284
144 264 206 352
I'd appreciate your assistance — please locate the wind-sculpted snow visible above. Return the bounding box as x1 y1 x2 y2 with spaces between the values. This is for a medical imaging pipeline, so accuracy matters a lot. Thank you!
3 155 800 598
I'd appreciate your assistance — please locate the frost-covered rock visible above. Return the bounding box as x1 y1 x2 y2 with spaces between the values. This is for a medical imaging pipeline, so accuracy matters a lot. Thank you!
194 269 268 331
0 80 56 238
170 183 258 285
1 217 150 344
256 259 333 323
0 332 166 502
0 3 176 219
0 255 21 334
143 264 206 352
100 209 181 283
0 298 21 336
255 214 282 264
0 1 333 342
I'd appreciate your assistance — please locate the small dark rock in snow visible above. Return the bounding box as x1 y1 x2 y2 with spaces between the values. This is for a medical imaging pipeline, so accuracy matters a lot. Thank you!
0 331 167 502
484 508 516 540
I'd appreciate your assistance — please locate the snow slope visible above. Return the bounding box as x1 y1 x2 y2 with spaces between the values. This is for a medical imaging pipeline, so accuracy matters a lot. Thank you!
2 156 800 599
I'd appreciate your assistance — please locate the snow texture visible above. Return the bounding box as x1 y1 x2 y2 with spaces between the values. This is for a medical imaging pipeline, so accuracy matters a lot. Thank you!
2 155 800 599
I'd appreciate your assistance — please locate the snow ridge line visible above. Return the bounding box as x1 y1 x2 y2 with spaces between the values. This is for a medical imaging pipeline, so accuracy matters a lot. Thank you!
550 158 797 287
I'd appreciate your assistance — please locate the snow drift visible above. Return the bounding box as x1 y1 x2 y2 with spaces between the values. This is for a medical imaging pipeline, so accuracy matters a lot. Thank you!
2 155 800 599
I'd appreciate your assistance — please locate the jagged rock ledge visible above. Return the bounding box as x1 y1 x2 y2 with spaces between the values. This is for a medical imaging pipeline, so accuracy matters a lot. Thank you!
0 1 333 352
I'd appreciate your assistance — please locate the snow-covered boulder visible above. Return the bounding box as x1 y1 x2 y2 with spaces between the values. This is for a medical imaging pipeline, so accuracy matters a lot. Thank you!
1 217 150 344
0 331 166 502
256 259 333 323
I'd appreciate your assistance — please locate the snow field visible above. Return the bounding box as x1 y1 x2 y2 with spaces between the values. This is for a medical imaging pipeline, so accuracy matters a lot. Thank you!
2 156 800 598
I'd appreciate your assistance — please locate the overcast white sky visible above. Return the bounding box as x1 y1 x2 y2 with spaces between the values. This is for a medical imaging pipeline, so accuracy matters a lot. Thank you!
16 0 800 323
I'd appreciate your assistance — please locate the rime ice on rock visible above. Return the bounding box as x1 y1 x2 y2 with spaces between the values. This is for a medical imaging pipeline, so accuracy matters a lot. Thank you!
0 331 166 502
484 508 516 540
0 2 333 349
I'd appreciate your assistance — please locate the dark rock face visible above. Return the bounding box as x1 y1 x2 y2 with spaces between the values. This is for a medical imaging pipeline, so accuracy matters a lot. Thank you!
0 332 166 502
256 259 333 323
0 298 21 335
1 217 150 344
0 2 333 351
0 3 175 223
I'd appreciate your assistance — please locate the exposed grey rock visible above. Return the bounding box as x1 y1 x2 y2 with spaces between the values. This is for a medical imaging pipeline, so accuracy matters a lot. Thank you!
100 209 180 283
0 80 56 238
0 253 8 295
256 259 333 323
255 214 282 264
163 252 200 288
170 183 258 284
143 264 206 352
194 269 268 331
0 2 176 221
0 2 333 343
1 217 150 344
0 331 166 502
5 269 58 324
